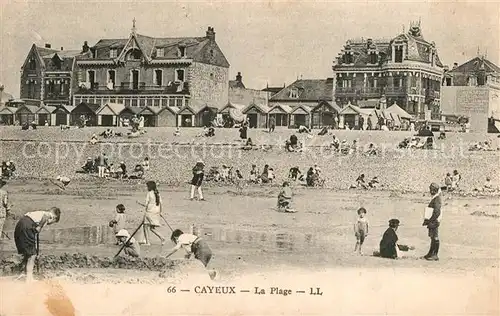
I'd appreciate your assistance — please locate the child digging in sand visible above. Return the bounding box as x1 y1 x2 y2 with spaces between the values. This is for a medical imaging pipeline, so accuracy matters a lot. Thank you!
354 207 369 254
165 229 217 280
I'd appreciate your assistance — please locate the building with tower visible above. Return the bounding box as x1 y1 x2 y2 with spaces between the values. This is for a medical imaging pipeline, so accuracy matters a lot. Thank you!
332 21 444 125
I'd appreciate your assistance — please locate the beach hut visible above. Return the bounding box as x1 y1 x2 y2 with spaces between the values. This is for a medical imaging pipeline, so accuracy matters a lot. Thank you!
268 103 293 128
119 106 142 126
15 104 39 126
338 102 373 130
36 105 56 126
71 102 99 126
157 106 180 127
242 103 269 128
96 103 125 126
311 100 341 129
138 106 163 127
290 105 312 129
177 105 196 127
52 105 75 126
0 106 17 125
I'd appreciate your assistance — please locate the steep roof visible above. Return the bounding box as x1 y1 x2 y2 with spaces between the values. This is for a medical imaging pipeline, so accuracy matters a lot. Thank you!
449 56 500 75
242 103 270 114
229 80 246 89
269 103 293 114
89 29 229 68
15 105 40 113
0 106 17 114
334 24 444 68
33 46 86 71
270 79 333 101
220 102 246 112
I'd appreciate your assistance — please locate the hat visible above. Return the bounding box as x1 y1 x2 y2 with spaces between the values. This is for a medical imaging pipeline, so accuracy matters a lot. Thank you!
389 219 400 226
116 229 130 238
429 182 440 191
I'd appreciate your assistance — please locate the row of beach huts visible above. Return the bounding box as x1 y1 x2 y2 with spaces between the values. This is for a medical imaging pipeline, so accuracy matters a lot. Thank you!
0 99 412 130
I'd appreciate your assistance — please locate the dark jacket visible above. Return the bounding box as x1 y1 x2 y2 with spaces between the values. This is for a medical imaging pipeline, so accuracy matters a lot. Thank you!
379 227 398 259
191 168 204 186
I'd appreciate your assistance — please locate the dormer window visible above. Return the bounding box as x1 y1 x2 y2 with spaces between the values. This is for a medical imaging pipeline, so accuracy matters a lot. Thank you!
156 48 164 58
394 46 403 63
178 46 186 58
110 49 118 58
369 52 377 64
289 88 299 99
343 53 354 64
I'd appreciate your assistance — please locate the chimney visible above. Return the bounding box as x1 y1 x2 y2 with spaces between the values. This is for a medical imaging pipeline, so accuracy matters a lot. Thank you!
236 72 242 83
206 27 215 40
443 65 449 71
82 41 89 53
60 47 64 51
453 62 458 69
45 43 51 49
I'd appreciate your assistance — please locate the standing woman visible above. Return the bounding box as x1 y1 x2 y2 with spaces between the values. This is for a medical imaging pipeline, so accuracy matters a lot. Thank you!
190 161 205 201
142 181 165 245
14 207 61 282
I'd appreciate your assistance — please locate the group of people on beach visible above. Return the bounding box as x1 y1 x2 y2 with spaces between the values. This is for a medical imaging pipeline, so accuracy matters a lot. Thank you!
79 154 149 180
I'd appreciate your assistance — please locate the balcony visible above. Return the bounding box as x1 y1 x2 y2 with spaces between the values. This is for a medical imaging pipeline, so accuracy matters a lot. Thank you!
44 92 70 100
335 86 382 98
75 81 189 95
384 86 406 95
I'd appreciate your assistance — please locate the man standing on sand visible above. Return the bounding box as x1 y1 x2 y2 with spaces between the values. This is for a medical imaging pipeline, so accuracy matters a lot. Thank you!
422 183 442 261
0 180 12 239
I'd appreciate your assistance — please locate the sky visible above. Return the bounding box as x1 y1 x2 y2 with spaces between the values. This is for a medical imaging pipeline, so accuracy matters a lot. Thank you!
1 0 499 98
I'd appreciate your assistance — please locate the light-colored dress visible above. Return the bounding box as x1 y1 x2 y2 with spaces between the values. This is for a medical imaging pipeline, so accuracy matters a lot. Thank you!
144 191 162 227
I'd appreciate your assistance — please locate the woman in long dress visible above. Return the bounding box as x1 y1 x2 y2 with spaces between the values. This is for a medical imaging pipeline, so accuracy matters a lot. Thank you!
141 181 165 245
14 207 61 282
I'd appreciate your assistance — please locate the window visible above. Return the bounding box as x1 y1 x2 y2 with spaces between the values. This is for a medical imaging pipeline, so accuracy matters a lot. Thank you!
154 69 163 86
87 70 96 88
176 69 185 82
369 52 377 64
156 48 164 58
210 49 214 57
445 78 452 86
394 46 403 63
28 80 36 99
343 54 353 64
174 97 183 108
289 88 299 98
110 49 117 58
342 80 352 88
468 76 477 86
107 70 116 86
178 46 186 57
29 58 36 70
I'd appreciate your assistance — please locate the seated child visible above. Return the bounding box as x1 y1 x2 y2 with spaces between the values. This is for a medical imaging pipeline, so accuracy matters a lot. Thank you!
289 167 301 181
115 229 140 258
90 134 98 145
368 176 379 189
173 127 180 136
142 157 150 171
277 181 293 211
268 168 275 183
249 165 259 183
444 173 452 191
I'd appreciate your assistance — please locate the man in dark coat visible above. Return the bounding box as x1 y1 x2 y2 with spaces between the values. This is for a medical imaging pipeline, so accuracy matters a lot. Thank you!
422 182 442 261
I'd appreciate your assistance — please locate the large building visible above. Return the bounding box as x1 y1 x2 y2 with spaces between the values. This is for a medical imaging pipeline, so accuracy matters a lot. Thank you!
19 44 88 107
228 72 272 106
72 23 229 109
332 21 444 121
